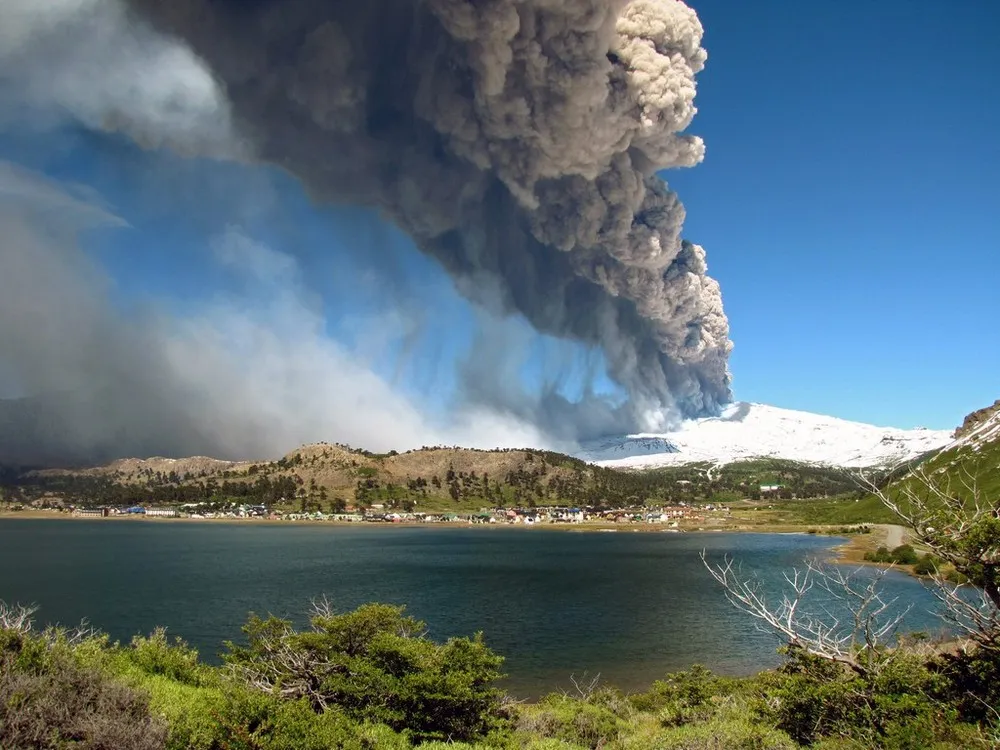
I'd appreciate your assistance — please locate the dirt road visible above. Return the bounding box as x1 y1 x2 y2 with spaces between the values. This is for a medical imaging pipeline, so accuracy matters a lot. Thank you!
883 524 906 548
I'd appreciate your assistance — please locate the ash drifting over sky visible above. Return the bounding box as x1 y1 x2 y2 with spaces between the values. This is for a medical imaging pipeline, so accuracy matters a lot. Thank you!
124 0 733 425
0 0 732 463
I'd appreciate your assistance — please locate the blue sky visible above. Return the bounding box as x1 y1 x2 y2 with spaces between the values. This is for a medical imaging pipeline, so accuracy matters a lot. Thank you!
669 0 1000 427
3 0 997 440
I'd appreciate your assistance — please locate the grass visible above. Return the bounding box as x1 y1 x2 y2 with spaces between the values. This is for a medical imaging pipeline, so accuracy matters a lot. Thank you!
736 495 899 527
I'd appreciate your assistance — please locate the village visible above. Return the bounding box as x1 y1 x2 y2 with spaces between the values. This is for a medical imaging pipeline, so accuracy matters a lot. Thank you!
62 501 734 529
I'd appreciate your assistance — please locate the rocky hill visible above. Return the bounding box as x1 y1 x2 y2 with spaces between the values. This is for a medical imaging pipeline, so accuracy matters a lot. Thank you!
7 400 991 514
879 399 1000 506
13 443 613 511
923 399 1000 494
953 399 1000 443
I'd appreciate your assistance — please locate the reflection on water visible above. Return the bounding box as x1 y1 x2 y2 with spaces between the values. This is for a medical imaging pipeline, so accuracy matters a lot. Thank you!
0 521 945 696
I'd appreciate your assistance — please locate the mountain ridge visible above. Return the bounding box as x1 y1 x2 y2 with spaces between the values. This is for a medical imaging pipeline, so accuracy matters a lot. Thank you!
910 400 1000 497
580 402 954 469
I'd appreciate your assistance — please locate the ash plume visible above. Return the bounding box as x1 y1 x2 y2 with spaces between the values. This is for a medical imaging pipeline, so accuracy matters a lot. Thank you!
122 0 734 435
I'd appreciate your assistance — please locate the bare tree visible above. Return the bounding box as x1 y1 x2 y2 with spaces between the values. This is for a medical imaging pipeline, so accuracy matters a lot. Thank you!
0 602 36 634
0 602 98 645
858 461 1000 649
702 554 909 676
704 456 998 673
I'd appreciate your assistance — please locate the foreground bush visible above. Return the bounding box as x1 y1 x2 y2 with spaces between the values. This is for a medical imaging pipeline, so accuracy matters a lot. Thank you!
2 600 1000 749
224 601 508 743
0 621 168 750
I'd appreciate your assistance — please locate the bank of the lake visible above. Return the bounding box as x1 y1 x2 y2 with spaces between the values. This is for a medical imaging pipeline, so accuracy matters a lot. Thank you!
0 520 945 697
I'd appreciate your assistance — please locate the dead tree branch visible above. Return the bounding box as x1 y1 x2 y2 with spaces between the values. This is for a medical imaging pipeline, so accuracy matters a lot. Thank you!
857 464 1000 648
702 553 909 676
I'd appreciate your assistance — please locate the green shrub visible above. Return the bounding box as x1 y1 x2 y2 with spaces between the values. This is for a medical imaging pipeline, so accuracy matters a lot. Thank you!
890 544 920 565
225 602 508 743
517 694 624 749
128 627 205 685
865 546 893 563
943 568 969 584
933 648 1000 725
656 715 796 749
864 545 925 567
521 740 588 750
629 665 729 716
912 554 940 576
762 650 963 749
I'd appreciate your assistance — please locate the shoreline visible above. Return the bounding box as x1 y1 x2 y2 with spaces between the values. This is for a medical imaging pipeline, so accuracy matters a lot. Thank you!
827 523 933 582
0 508 854 537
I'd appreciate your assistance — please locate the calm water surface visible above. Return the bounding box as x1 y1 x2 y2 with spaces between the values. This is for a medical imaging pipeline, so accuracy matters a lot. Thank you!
0 520 945 696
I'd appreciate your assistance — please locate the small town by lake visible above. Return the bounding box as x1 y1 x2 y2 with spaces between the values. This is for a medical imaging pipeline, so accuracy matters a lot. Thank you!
0 520 945 697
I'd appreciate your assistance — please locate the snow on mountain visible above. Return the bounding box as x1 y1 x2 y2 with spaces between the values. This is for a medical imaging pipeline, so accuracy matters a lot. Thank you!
578 402 954 469
579 435 680 462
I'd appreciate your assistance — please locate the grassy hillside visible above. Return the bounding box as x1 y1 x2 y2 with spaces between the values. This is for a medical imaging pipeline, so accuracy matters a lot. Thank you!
916 406 1000 498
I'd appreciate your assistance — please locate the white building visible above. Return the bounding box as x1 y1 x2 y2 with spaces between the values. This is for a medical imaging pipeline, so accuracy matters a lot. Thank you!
145 508 179 518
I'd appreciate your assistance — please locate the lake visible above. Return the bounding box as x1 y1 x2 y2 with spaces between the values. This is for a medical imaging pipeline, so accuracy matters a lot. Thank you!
0 520 946 697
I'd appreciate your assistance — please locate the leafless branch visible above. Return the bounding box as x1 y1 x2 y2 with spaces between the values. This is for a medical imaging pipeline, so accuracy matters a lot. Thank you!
928 574 1000 650
0 601 37 633
567 672 601 700
856 464 1000 644
702 553 909 675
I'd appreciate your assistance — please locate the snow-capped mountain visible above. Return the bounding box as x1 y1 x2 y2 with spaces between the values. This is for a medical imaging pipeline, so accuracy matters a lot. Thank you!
578 402 954 469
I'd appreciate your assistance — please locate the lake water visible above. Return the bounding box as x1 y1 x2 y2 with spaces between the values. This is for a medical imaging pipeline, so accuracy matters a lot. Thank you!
0 520 946 697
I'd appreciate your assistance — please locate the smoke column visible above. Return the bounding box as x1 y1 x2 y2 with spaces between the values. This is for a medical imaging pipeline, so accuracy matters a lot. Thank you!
122 0 733 436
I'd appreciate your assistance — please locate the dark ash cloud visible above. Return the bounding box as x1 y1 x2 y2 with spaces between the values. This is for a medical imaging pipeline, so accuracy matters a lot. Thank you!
124 0 733 436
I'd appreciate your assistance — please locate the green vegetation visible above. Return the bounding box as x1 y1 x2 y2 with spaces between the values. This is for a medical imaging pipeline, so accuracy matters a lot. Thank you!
862 544 949 578
864 544 919 566
2 601 998 750
741 494 898 526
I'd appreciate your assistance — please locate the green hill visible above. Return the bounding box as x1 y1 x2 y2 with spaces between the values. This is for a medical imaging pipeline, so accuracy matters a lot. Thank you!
2 444 858 513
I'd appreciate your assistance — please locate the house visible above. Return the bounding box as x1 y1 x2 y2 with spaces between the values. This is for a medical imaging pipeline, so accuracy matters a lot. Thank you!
74 507 109 517
554 508 585 523
145 508 179 518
